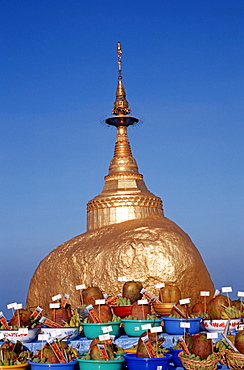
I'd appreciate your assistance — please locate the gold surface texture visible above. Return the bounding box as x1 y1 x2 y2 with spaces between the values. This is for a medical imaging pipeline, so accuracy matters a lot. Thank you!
87 123 163 231
26 216 214 312
26 42 214 311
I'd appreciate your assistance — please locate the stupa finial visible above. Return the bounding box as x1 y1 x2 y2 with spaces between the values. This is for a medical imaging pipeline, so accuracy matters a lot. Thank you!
112 41 131 116
117 41 122 80
106 42 138 127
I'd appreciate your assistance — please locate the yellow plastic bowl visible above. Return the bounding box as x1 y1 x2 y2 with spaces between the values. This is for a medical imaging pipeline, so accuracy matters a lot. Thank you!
0 364 29 370
152 303 174 316
124 349 137 354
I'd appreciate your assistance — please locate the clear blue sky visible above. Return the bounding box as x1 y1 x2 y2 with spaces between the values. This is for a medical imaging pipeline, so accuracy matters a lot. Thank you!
1 0 243 317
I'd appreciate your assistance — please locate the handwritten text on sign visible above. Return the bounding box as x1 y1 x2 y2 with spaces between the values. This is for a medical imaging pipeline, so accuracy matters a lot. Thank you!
222 287 232 293
76 284 86 290
141 324 152 330
200 291 210 296
101 326 113 333
180 322 190 328
138 299 148 305
179 298 190 305
52 294 62 301
207 332 218 339
50 303 60 309
150 326 163 333
99 334 110 341
118 276 127 281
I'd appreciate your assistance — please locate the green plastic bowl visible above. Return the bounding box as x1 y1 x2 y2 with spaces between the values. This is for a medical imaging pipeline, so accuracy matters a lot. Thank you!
121 319 162 336
81 321 121 339
77 356 124 370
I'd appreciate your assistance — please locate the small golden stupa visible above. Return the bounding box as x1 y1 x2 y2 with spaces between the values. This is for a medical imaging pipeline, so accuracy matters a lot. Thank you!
26 43 214 311
87 42 163 231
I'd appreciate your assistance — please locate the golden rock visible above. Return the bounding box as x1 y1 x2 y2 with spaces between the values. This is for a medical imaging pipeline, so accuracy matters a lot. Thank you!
27 215 213 312
26 43 214 311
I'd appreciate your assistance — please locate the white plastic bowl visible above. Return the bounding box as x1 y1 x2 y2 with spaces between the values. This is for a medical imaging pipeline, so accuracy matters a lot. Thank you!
203 318 241 332
0 328 39 342
40 326 79 340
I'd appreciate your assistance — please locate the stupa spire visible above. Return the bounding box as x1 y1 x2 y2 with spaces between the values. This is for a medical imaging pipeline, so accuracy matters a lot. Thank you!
112 41 131 116
86 42 163 231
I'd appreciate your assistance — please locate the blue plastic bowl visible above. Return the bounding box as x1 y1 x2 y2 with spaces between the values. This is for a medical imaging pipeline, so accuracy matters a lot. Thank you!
29 361 77 370
81 321 121 339
77 356 125 370
124 353 172 370
169 348 182 367
121 319 162 337
162 317 202 335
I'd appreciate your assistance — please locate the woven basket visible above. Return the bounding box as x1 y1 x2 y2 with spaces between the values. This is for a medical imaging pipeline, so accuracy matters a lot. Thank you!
178 351 221 370
218 349 229 365
226 351 244 369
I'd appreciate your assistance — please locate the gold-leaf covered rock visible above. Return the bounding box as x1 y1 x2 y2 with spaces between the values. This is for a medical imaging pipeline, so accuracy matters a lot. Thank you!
27 43 214 312
26 215 214 312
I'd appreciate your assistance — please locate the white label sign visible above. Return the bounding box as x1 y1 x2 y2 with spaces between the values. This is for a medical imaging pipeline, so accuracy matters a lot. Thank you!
134 327 140 331
95 299 106 305
141 334 149 342
52 294 62 301
141 324 152 330
207 332 218 339
200 291 210 296
214 289 220 297
16 304 23 310
156 367 162 370
237 291 244 297
155 283 165 288
222 287 232 293
138 299 148 305
150 326 163 333
76 284 86 290
38 334 49 341
101 326 113 333
180 322 190 328
180 298 190 305
7 303 17 309
49 303 60 309
118 276 127 281
99 334 110 341
18 328 28 335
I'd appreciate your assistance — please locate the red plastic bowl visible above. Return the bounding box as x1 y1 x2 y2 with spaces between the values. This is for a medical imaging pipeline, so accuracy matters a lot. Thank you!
112 305 133 318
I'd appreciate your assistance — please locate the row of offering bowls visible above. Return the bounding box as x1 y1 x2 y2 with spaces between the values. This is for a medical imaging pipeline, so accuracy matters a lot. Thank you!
0 301 242 342
29 354 173 370
0 316 241 342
